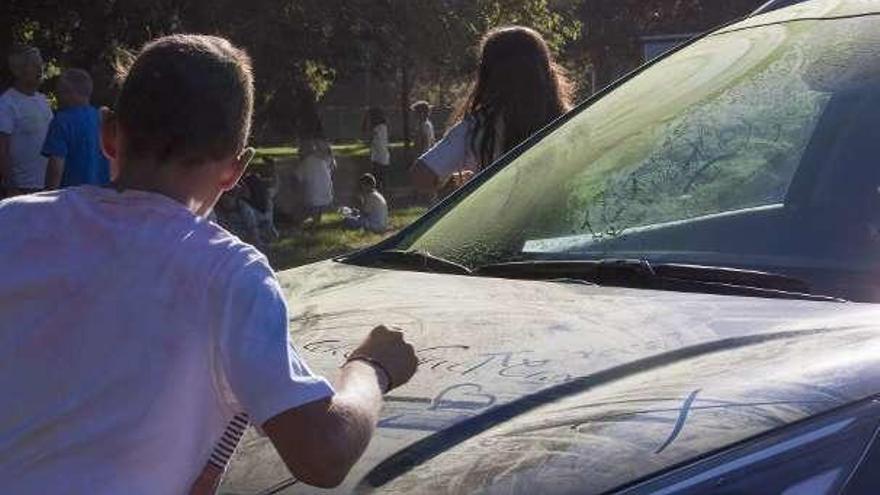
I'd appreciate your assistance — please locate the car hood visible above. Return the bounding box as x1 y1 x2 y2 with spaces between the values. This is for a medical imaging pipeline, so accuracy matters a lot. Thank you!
220 261 880 494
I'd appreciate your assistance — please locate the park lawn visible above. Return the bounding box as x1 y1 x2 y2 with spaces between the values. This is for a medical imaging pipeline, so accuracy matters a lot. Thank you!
266 206 426 270
255 142 407 162
255 146 299 158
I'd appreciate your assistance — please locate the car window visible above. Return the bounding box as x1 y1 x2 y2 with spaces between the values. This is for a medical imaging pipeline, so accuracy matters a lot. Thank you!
839 413 880 493
386 14 880 301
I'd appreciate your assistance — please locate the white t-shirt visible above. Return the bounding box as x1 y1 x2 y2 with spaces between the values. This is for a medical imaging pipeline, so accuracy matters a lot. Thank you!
362 190 388 233
370 123 390 166
0 88 53 189
295 153 334 208
419 116 504 182
0 186 334 494
415 119 436 154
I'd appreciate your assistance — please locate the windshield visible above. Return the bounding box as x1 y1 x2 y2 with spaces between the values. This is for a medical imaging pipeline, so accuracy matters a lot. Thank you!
379 14 880 302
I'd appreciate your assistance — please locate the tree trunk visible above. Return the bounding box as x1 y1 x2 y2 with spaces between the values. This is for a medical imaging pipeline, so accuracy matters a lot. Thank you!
398 0 412 163
0 0 15 88
400 61 412 161
294 76 322 139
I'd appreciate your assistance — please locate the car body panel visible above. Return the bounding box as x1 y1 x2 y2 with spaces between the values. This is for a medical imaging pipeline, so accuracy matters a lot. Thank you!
722 0 880 34
751 0 811 17
220 261 880 494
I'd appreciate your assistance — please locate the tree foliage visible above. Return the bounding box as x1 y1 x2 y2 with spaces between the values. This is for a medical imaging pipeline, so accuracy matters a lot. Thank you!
4 0 758 142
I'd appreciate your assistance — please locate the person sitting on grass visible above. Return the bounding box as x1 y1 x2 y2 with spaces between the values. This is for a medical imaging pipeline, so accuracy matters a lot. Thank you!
343 173 388 233
213 183 262 247
0 34 418 493
240 165 280 242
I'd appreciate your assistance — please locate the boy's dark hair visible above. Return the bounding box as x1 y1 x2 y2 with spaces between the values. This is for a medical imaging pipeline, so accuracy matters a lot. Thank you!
60 68 94 99
115 34 254 167
8 44 42 71
359 173 377 189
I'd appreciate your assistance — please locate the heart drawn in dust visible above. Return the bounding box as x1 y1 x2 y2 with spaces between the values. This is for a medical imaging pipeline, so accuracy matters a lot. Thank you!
430 383 497 412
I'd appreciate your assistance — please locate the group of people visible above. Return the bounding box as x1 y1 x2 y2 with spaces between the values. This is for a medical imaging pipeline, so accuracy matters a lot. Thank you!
1 46 109 198
212 163 280 247
219 23 573 247
296 115 390 234
360 25 574 211
411 26 572 194
0 24 573 494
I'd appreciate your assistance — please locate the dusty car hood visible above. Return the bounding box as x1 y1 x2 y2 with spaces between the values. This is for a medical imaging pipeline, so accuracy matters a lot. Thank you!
220 260 880 494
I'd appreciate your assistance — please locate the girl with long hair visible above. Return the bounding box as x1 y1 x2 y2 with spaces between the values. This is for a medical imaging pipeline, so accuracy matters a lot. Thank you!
411 26 573 191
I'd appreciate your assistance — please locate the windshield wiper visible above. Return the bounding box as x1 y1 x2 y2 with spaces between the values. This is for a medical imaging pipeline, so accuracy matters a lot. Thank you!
363 249 472 275
473 259 845 302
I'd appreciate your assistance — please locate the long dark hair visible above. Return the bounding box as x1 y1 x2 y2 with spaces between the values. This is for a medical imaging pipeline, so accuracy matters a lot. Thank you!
453 26 573 167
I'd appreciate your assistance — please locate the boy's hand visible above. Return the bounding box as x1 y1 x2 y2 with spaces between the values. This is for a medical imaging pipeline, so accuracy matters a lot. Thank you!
347 326 418 392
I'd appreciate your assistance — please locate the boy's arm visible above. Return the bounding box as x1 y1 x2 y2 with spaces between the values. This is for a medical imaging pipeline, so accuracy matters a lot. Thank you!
45 156 65 189
263 326 416 488
0 100 13 184
42 116 68 189
218 270 418 489
0 135 10 184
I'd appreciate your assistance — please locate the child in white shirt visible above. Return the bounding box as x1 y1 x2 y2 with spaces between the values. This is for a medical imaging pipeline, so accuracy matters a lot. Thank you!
343 173 388 233
295 134 335 225
367 107 390 192
410 100 436 155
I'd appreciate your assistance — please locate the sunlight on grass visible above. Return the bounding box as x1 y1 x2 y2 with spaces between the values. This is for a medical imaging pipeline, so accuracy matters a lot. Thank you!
256 146 299 158
256 142 406 162
266 207 426 271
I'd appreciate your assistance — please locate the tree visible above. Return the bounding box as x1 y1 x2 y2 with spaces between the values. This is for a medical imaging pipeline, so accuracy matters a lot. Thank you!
576 0 765 89
352 0 582 155
4 0 583 144
4 0 371 141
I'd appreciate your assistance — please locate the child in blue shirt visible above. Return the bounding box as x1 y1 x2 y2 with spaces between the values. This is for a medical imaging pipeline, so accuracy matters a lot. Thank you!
42 68 110 188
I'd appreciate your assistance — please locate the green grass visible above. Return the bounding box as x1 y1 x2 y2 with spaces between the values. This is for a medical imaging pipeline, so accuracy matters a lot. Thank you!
256 146 299 158
254 141 424 269
266 207 426 270
255 142 407 162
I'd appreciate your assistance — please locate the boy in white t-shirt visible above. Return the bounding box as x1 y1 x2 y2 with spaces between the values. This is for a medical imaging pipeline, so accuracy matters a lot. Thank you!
0 45 53 196
0 35 417 494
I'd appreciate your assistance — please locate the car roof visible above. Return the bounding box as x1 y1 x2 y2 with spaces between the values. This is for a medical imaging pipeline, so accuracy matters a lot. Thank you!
720 0 880 35
751 0 811 16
